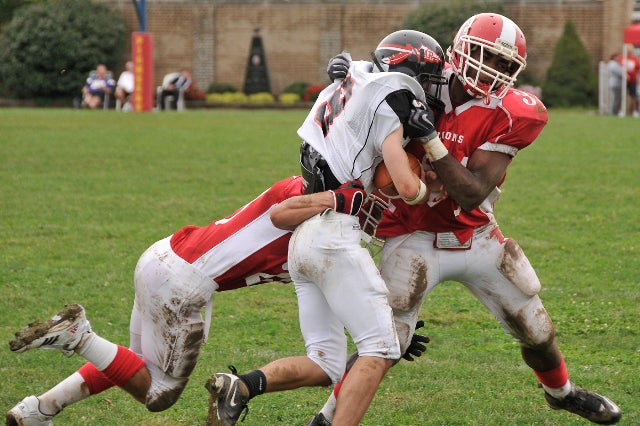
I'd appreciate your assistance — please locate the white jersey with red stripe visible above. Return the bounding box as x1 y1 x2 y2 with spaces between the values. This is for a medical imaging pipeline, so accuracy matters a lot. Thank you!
378 68 548 243
169 176 304 290
297 60 426 193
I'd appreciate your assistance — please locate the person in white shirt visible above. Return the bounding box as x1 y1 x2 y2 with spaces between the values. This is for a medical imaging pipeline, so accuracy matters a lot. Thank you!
115 61 135 112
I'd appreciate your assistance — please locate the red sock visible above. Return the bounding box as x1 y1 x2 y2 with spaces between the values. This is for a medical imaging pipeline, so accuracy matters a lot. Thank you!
333 370 348 398
78 362 115 395
534 356 569 389
101 345 146 387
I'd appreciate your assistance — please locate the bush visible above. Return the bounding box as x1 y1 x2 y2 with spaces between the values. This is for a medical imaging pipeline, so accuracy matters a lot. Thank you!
0 0 126 99
185 82 206 101
542 20 597 108
248 92 276 104
282 81 311 97
278 92 301 105
206 92 249 104
303 84 327 102
207 82 238 94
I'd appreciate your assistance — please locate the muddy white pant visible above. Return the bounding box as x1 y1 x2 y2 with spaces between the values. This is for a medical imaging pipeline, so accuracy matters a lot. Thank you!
288 210 401 383
380 222 552 355
129 236 216 411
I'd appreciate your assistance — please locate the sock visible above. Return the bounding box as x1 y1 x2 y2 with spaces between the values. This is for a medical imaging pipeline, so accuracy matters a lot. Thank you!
238 370 267 398
38 372 90 416
78 362 116 394
543 381 573 399
319 392 337 422
75 332 118 370
319 370 347 421
100 345 146 387
534 356 571 399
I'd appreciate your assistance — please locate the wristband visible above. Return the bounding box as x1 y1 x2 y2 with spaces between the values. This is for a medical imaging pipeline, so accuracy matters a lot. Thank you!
402 179 428 205
419 135 448 162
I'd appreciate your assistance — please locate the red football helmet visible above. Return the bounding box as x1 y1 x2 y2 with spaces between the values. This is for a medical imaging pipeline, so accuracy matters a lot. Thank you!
447 13 527 100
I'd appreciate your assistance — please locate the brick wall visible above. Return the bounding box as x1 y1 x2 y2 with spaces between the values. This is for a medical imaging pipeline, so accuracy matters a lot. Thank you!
100 0 633 94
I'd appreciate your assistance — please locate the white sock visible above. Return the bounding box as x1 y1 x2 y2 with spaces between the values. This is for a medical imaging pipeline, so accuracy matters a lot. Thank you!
319 392 337 421
38 372 89 416
75 332 118 371
543 381 572 399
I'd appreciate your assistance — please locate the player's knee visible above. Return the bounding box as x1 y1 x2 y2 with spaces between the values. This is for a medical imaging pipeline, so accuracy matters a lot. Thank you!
145 386 186 412
307 349 347 384
520 326 556 350
144 368 188 412
506 304 555 348
499 239 541 296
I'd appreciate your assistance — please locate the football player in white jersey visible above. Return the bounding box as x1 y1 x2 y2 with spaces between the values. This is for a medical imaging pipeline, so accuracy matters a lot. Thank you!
206 30 446 426
5 176 368 425
308 13 621 426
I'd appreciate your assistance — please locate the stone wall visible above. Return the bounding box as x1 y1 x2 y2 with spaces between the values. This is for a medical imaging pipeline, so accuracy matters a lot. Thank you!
100 0 633 94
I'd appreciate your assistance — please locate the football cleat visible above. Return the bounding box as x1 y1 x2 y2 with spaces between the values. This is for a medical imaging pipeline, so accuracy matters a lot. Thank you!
306 412 332 426
5 395 54 426
9 304 92 357
544 382 622 424
204 366 250 426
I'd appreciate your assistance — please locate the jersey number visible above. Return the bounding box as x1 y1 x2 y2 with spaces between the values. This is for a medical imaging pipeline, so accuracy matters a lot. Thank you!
314 77 354 136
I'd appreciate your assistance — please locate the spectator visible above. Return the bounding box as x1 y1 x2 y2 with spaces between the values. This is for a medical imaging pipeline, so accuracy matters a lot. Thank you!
159 69 192 110
619 47 640 117
607 53 623 116
115 60 135 112
82 64 115 109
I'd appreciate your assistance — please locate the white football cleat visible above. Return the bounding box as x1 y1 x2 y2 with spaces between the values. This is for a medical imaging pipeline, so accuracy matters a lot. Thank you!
9 304 91 357
5 395 54 426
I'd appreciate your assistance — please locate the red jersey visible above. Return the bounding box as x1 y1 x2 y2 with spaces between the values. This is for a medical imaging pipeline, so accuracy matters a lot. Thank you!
378 70 548 243
619 53 640 84
169 176 304 291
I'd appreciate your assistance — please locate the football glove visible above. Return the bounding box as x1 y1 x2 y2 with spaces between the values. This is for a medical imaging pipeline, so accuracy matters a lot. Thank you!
330 179 365 216
406 100 438 142
402 320 430 362
327 52 352 82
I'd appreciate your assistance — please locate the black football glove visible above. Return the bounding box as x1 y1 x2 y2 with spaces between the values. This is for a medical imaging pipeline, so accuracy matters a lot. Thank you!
406 99 438 142
327 52 351 82
330 179 365 215
402 320 430 362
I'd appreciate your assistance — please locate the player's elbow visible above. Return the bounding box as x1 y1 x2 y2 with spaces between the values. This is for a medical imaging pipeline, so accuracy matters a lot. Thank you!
394 178 419 200
269 205 297 231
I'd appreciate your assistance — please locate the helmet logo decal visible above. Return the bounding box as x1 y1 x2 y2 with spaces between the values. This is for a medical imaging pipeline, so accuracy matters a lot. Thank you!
380 43 442 65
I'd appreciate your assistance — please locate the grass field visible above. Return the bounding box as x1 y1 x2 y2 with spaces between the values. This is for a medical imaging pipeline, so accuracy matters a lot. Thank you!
0 108 638 425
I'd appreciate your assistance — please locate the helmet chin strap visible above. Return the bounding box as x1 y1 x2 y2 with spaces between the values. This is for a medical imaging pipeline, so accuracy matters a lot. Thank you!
457 73 491 104
370 52 385 73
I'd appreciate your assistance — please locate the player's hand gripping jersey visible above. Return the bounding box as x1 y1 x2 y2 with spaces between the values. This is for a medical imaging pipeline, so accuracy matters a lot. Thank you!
378 68 548 243
297 60 427 193
170 176 304 290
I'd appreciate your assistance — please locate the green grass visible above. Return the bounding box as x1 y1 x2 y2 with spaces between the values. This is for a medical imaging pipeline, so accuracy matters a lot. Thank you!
1 108 638 425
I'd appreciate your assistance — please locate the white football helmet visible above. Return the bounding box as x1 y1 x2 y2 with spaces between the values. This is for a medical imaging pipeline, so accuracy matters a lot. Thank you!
447 13 527 100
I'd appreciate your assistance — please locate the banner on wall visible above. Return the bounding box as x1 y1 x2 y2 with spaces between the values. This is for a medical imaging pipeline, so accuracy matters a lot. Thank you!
132 32 154 112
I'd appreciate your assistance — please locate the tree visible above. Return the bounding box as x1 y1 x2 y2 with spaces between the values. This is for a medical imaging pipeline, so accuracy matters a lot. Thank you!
542 20 597 107
402 0 505 50
0 0 126 99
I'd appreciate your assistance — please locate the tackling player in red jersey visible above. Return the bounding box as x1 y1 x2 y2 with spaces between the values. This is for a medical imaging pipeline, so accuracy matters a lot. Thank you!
308 13 621 426
5 176 368 425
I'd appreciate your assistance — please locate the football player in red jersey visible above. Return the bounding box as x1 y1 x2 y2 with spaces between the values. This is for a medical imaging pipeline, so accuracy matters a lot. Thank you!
308 13 621 426
5 176 368 425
